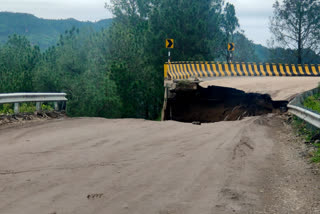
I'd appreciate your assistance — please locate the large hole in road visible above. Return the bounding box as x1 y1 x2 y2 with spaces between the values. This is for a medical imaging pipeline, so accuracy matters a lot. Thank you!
164 83 288 123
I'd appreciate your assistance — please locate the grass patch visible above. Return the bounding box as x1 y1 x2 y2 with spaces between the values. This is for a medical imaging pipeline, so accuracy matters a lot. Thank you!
41 104 53 111
312 150 320 163
311 143 320 163
304 93 320 113
0 104 14 115
20 103 36 113
0 103 54 115
292 116 320 163
292 116 317 142
301 91 320 162
155 115 162 121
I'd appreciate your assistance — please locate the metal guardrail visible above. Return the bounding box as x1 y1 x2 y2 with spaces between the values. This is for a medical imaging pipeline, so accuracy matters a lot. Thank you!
0 93 67 114
288 104 320 129
288 87 320 129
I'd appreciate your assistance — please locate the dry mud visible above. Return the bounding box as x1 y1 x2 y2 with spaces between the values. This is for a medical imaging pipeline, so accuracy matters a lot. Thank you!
0 115 319 214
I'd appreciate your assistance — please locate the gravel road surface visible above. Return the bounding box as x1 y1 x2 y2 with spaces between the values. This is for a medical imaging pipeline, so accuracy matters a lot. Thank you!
1 77 320 214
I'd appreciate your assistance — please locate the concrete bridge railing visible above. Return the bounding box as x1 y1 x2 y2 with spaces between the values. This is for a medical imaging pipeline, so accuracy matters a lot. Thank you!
0 93 67 114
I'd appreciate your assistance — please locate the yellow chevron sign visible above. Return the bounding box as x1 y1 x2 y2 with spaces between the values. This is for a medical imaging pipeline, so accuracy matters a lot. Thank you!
166 39 174 48
228 43 235 51
164 62 320 79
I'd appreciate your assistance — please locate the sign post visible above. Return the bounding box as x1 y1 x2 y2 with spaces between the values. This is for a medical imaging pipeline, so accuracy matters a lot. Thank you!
166 39 174 63
228 43 235 63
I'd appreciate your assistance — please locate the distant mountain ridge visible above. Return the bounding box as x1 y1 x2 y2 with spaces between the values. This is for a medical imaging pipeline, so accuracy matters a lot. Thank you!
0 12 112 49
0 12 273 62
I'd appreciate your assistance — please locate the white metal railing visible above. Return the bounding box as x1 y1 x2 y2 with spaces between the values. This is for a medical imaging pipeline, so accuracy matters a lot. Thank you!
0 93 67 114
287 88 320 129
288 104 320 129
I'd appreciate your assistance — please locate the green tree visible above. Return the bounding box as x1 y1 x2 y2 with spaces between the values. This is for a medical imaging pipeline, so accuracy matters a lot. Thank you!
233 32 258 62
0 34 40 93
105 0 164 119
221 3 239 62
269 47 320 64
0 0 246 119
147 0 226 61
270 0 320 64
34 28 122 117
105 0 234 119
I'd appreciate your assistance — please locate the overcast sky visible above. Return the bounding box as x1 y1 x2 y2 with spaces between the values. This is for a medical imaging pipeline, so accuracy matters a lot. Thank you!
0 0 275 46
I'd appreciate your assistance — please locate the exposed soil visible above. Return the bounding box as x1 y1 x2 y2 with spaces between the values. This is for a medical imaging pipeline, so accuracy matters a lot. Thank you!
1 78 320 213
0 111 66 127
165 85 288 122
0 115 319 214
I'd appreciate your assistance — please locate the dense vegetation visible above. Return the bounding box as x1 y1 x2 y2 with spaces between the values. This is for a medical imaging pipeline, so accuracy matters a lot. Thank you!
304 93 320 114
269 0 320 64
0 0 319 119
292 116 320 162
291 92 320 163
0 12 112 49
291 89 320 163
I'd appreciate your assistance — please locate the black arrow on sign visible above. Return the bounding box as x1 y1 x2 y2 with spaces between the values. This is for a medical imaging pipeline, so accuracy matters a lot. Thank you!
228 43 234 51
167 39 173 48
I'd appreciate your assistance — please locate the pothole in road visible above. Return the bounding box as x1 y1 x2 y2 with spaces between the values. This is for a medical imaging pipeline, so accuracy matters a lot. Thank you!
164 84 288 123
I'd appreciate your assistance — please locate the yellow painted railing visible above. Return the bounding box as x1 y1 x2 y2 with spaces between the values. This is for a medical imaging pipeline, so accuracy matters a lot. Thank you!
164 62 320 79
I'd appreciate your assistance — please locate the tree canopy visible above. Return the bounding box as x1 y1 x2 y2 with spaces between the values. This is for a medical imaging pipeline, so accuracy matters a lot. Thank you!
0 0 262 119
270 0 320 64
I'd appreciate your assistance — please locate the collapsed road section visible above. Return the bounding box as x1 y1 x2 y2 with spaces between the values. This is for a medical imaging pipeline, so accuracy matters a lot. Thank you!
163 81 288 123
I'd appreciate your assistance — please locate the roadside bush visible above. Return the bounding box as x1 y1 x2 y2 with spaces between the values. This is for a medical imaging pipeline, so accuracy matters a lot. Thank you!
304 93 320 113
292 116 320 163
0 104 14 115
0 103 54 114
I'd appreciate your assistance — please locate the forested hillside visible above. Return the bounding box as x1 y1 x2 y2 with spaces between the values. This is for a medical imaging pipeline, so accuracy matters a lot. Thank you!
0 1 270 119
0 12 112 49
3 0 317 120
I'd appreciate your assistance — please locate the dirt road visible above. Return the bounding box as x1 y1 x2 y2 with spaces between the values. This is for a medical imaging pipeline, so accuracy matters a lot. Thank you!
1 77 320 214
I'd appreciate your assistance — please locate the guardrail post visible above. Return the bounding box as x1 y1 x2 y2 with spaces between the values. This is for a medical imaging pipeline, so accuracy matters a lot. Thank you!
54 102 59 111
14 103 19 114
0 93 67 114
36 102 42 111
